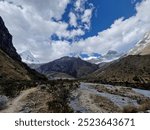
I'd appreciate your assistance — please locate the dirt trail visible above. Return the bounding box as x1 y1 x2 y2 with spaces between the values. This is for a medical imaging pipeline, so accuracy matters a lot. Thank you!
0 88 38 113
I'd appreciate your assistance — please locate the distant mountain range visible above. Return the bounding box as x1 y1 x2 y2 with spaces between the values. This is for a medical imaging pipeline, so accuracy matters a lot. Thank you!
85 50 124 64
28 32 150 87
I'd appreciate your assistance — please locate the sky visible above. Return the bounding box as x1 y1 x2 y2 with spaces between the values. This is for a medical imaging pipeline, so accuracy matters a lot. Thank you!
0 0 150 63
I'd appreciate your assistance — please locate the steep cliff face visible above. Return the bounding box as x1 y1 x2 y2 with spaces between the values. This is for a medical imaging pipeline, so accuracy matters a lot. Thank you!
0 16 21 61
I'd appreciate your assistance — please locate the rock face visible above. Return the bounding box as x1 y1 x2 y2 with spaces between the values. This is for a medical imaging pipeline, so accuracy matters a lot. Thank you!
0 16 21 61
37 56 99 78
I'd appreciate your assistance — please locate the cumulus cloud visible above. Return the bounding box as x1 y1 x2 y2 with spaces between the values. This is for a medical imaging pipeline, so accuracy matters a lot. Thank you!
0 0 94 62
73 0 94 30
69 12 77 27
1 0 70 20
0 0 71 62
81 8 93 29
72 0 150 55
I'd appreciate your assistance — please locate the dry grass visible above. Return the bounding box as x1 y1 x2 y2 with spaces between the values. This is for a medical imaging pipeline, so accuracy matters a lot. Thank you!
122 99 150 113
91 95 122 113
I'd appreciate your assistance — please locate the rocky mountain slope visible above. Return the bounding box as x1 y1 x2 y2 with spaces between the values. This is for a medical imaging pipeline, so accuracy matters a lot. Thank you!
37 56 99 79
0 16 46 81
86 33 150 89
0 49 31 80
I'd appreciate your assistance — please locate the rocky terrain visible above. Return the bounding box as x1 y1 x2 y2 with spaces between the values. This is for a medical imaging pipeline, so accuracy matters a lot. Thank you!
0 80 80 113
70 83 150 113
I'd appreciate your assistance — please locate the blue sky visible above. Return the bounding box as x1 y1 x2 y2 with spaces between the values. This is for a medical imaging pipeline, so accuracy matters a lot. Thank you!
52 0 141 41
0 0 150 62
85 0 141 37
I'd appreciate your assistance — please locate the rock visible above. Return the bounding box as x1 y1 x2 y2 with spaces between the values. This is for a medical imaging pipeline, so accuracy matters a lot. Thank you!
0 95 8 110
20 107 31 113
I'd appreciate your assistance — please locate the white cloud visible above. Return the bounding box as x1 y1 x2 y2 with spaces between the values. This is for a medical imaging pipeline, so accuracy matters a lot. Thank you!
69 12 77 27
0 0 93 62
81 8 93 29
0 0 71 62
74 0 94 30
1 0 70 20
75 0 86 12
72 0 150 55
1 0 150 63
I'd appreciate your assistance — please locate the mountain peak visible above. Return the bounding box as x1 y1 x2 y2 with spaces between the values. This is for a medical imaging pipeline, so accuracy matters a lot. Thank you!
128 32 150 55
20 50 40 64
37 56 98 78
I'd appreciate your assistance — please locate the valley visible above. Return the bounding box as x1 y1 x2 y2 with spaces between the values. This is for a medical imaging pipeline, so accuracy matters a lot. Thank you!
1 81 150 113
0 13 150 113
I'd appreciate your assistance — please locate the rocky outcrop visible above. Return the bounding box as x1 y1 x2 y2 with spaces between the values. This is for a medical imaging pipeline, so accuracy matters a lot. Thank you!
0 16 21 61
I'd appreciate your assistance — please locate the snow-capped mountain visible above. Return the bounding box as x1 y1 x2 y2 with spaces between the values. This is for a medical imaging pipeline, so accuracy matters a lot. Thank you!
80 53 102 60
85 50 123 64
20 50 40 64
128 32 150 55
